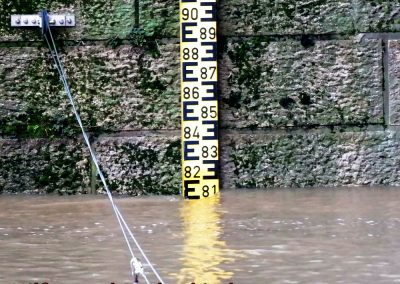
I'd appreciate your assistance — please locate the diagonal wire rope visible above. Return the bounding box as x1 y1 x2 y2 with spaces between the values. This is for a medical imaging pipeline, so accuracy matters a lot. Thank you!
43 34 151 284
44 32 154 284
114 206 165 282
42 17 164 284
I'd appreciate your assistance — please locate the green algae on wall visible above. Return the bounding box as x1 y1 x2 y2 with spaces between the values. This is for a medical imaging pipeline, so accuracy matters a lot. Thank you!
94 136 181 195
219 0 354 35
136 41 180 129
389 40 400 126
225 130 400 188
139 0 179 37
0 139 90 194
135 0 400 37
80 0 135 39
0 42 181 138
0 135 182 195
220 37 383 129
0 46 79 138
219 0 400 36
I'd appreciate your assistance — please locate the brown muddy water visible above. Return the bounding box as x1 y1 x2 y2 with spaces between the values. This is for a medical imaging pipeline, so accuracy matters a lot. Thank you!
1 188 400 284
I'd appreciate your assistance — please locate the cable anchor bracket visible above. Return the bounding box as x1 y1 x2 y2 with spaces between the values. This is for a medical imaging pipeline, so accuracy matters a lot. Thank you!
10 11 75 33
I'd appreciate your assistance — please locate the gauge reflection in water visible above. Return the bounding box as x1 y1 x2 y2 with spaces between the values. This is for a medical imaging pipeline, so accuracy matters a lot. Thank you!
176 196 237 284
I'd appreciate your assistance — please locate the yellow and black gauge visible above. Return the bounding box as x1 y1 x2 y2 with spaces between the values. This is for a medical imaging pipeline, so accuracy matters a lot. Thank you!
180 0 219 199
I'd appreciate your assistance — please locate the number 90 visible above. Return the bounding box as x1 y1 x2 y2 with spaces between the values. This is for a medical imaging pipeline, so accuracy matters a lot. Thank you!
182 8 198 21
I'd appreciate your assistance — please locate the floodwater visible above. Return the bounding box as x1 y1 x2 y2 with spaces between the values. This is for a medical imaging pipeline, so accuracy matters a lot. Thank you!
1 188 400 284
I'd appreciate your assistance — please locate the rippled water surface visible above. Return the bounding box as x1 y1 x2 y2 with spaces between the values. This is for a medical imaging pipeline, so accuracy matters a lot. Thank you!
2 188 400 283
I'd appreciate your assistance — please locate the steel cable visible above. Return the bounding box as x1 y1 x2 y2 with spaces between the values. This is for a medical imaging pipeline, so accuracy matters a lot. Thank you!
42 15 165 284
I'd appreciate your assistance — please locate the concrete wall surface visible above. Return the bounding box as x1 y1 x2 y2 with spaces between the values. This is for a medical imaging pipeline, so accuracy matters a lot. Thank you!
1 1 400 194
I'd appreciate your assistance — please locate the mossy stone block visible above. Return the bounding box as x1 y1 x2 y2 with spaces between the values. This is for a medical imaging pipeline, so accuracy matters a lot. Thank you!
138 0 179 37
137 0 399 37
93 135 181 195
0 138 90 194
389 40 400 126
220 38 383 128
0 42 180 137
222 130 400 188
219 0 400 36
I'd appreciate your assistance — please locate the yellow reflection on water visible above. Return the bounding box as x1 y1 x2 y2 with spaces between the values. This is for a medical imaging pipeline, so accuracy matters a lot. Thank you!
175 195 236 284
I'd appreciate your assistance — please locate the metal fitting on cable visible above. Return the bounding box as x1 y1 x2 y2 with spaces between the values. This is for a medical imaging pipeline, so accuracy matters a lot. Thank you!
131 257 144 284
40 10 49 36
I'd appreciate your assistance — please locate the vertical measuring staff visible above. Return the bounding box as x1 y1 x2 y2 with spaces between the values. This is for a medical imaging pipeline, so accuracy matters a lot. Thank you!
180 0 219 199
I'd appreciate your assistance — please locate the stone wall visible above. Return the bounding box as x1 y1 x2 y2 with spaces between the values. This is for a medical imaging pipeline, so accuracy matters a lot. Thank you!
1 1 400 194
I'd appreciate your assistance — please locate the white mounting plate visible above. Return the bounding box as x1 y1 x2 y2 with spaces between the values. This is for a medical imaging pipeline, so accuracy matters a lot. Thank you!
11 14 75 28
